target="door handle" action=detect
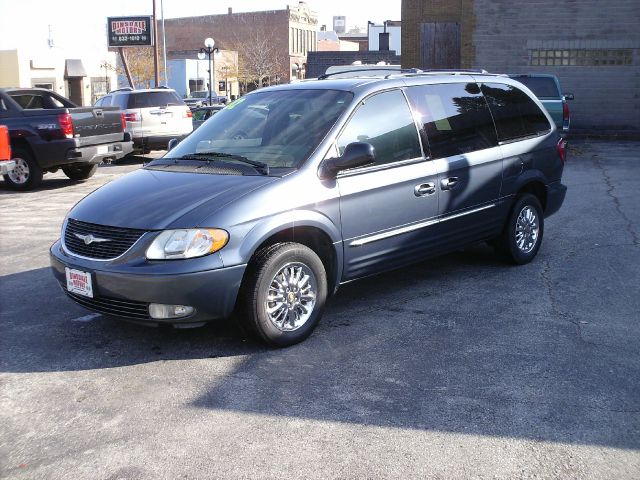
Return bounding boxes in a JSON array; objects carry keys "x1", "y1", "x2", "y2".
[
  {"x1": 414, "y1": 182, "x2": 436, "y2": 196},
  {"x1": 441, "y1": 177, "x2": 459, "y2": 190}
]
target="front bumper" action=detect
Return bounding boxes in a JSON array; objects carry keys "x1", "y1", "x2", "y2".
[
  {"x1": 545, "y1": 181, "x2": 567, "y2": 218},
  {"x1": 50, "y1": 240, "x2": 246, "y2": 325},
  {"x1": 67, "y1": 140, "x2": 134, "y2": 164},
  {"x1": 0, "y1": 159, "x2": 16, "y2": 175}
]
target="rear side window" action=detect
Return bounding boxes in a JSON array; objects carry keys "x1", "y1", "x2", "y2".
[
  {"x1": 127, "y1": 91, "x2": 185, "y2": 108},
  {"x1": 111, "y1": 94, "x2": 129, "y2": 110},
  {"x1": 95, "y1": 95, "x2": 112, "y2": 107},
  {"x1": 511, "y1": 76, "x2": 560, "y2": 99},
  {"x1": 405, "y1": 82, "x2": 498, "y2": 159},
  {"x1": 11, "y1": 94, "x2": 44, "y2": 109},
  {"x1": 336, "y1": 89, "x2": 422, "y2": 167},
  {"x1": 481, "y1": 83, "x2": 551, "y2": 142}
]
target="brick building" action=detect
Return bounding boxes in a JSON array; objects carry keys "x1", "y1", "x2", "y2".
[
  {"x1": 161, "y1": 2, "x2": 318, "y2": 83},
  {"x1": 401, "y1": 0, "x2": 640, "y2": 134}
]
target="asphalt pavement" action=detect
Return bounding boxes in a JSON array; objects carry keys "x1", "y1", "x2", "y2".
[{"x1": 1, "y1": 143, "x2": 639, "y2": 479}]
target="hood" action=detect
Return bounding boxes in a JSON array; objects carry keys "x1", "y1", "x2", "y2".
[{"x1": 68, "y1": 168, "x2": 278, "y2": 230}]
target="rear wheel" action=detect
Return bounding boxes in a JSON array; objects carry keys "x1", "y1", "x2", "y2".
[
  {"x1": 62, "y1": 164, "x2": 98, "y2": 181},
  {"x1": 238, "y1": 242, "x2": 328, "y2": 347},
  {"x1": 495, "y1": 193, "x2": 544, "y2": 264},
  {"x1": 3, "y1": 148, "x2": 43, "y2": 191}
]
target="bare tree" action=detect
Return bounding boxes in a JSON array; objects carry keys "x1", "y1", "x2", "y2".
[
  {"x1": 230, "y1": 28, "x2": 288, "y2": 92},
  {"x1": 117, "y1": 47, "x2": 165, "y2": 89}
]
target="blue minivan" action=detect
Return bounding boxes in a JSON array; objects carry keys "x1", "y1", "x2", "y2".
[{"x1": 51, "y1": 71, "x2": 567, "y2": 346}]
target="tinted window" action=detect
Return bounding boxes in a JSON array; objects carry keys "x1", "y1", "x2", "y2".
[
  {"x1": 337, "y1": 89, "x2": 422, "y2": 167},
  {"x1": 511, "y1": 76, "x2": 560, "y2": 99},
  {"x1": 127, "y1": 91, "x2": 184, "y2": 108},
  {"x1": 481, "y1": 83, "x2": 551, "y2": 142},
  {"x1": 111, "y1": 94, "x2": 129, "y2": 110},
  {"x1": 192, "y1": 109, "x2": 208, "y2": 121},
  {"x1": 95, "y1": 95, "x2": 111, "y2": 107},
  {"x1": 11, "y1": 94, "x2": 44, "y2": 109},
  {"x1": 405, "y1": 82, "x2": 498, "y2": 159}
]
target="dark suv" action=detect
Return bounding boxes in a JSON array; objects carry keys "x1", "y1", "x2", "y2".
[{"x1": 51, "y1": 72, "x2": 567, "y2": 347}]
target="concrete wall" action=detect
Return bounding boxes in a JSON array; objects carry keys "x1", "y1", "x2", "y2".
[
  {"x1": 400, "y1": 0, "x2": 640, "y2": 133},
  {"x1": 0, "y1": 49, "x2": 118, "y2": 106},
  {"x1": 0, "y1": 50, "x2": 21, "y2": 87}
]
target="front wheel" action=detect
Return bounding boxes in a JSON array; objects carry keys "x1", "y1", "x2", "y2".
[
  {"x1": 495, "y1": 193, "x2": 544, "y2": 265},
  {"x1": 238, "y1": 243, "x2": 328, "y2": 347},
  {"x1": 62, "y1": 164, "x2": 98, "y2": 181}
]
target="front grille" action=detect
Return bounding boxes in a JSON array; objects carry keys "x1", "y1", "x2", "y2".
[
  {"x1": 65, "y1": 290, "x2": 150, "y2": 319},
  {"x1": 64, "y1": 218, "x2": 146, "y2": 260}
]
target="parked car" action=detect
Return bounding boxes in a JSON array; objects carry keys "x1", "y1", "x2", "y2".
[
  {"x1": 192, "y1": 105, "x2": 224, "y2": 129},
  {"x1": 95, "y1": 87, "x2": 193, "y2": 152},
  {"x1": 51, "y1": 72, "x2": 567, "y2": 347},
  {"x1": 509, "y1": 74, "x2": 573, "y2": 132},
  {"x1": 0, "y1": 125, "x2": 15, "y2": 175},
  {"x1": 184, "y1": 91, "x2": 228, "y2": 108},
  {"x1": 0, "y1": 88, "x2": 133, "y2": 190}
]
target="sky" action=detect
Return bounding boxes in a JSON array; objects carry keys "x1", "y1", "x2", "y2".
[{"x1": 0, "y1": 0, "x2": 401, "y2": 58}]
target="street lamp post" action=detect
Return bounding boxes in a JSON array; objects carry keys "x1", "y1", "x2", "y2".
[{"x1": 198, "y1": 37, "x2": 218, "y2": 106}]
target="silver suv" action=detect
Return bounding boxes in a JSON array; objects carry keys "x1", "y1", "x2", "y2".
[
  {"x1": 52, "y1": 71, "x2": 567, "y2": 347},
  {"x1": 95, "y1": 88, "x2": 193, "y2": 151}
]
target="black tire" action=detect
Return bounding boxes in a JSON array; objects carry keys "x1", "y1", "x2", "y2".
[
  {"x1": 62, "y1": 164, "x2": 98, "y2": 181},
  {"x1": 495, "y1": 193, "x2": 544, "y2": 265},
  {"x1": 2, "y1": 148, "x2": 43, "y2": 191},
  {"x1": 237, "y1": 242, "x2": 328, "y2": 347}
]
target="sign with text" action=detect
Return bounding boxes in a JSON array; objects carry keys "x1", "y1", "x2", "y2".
[{"x1": 107, "y1": 16, "x2": 154, "y2": 47}]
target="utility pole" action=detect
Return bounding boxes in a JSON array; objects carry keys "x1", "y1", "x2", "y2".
[
  {"x1": 152, "y1": 0, "x2": 160, "y2": 87},
  {"x1": 161, "y1": 0, "x2": 168, "y2": 86}
]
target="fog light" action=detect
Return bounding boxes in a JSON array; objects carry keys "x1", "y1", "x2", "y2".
[{"x1": 149, "y1": 303, "x2": 195, "y2": 319}]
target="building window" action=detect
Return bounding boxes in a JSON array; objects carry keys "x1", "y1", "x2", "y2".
[
  {"x1": 189, "y1": 78, "x2": 205, "y2": 94},
  {"x1": 90, "y1": 77, "x2": 110, "y2": 105},
  {"x1": 530, "y1": 49, "x2": 633, "y2": 66},
  {"x1": 290, "y1": 28, "x2": 294, "y2": 53}
]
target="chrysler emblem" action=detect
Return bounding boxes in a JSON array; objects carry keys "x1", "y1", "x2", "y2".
[{"x1": 74, "y1": 233, "x2": 111, "y2": 245}]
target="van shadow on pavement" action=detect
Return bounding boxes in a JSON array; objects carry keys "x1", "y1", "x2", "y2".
[{"x1": 1, "y1": 240, "x2": 638, "y2": 450}]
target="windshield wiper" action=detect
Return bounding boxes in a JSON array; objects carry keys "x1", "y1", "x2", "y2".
[{"x1": 177, "y1": 152, "x2": 269, "y2": 175}]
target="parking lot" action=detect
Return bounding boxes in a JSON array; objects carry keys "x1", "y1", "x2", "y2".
[{"x1": 1, "y1": 141, "x2": 639, "y2": 479}]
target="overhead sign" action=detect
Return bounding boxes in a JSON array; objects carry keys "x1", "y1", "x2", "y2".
[{"x1": 107, "y1": 16, "x2": 154, "y2": 47}]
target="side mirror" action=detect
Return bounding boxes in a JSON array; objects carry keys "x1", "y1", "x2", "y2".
[
  {"x1": 167, "y1": 138, "x2": 180, "y2": 151},
  {"x1": 564, "y1": 93, "x2": 574, "y2": 101},
  {"x1": 319, "y1": 142, "x2": 375, "y2": 179}
]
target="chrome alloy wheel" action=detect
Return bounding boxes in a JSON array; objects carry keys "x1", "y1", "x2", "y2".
[
  {"x1": 515, "y1": 206, "x2": 539, "y2": 254},
  {"x1": 266, "y1": 262, "x2": 317, "y2": 332},
  {"x1": 8, "y1": 158, "x2": 29, "y2": 185}
]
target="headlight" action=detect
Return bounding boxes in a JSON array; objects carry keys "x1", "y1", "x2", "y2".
[{"x1": 146, "y1": 229, "x2": 228, "y2": 260}]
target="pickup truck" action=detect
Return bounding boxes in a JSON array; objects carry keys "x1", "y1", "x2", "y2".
[
  {"x1": 509, "y1": 74, "x2": 573, "y2": 133},
  {"x1": 0, "y1": 88, "x2": 133, "y2": 190}
]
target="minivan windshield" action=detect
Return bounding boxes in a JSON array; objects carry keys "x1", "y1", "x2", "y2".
[{"x1": 165, "y1": 89, "x2": 354, "y2": 169}]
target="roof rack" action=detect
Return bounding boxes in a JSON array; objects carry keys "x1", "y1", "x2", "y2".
[
  {"x1": 108, "y1": 87, "x2": 133, "y2": 93},
  {"x1": 385, "y1": 68, "x2": 494, "y2": 78},
  {"x1": 318, "y1": 68, "x2": 419, "y2": 80}
]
